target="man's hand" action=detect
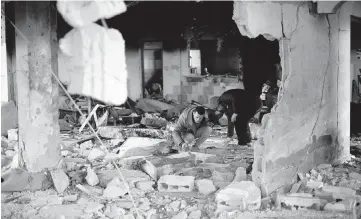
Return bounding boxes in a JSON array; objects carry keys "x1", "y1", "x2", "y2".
[
  {"x1": 231, "y1": 113, "x2": 238, "y2": 123},
  {"x1": 180, "y1": 143, "x2": 190, "y2": 152}
]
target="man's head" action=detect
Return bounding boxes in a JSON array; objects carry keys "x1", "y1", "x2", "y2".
[
  {"x1": 193, "y1": 106, "x2": 206, "y2": 124},
  {"x1": 151, "y1": 83, "x2": 159, "y2": 92}
]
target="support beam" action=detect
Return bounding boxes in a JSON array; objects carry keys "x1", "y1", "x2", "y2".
[{"x1": 15, "y1": 1, "x2": 61, "y2": 172}]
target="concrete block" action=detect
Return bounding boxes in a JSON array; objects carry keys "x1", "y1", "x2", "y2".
[
  {"x1": 118, "y1": 137, "x2": 166, "y2": 159},
  {"x1": 172, "y1": 211, "x2": 188, "y2": 219},
  {"x1": 324, "y1": 202, "x2": 347, "y2": 212},
  {"x1": 322, "y1": 186, "x2": 356, "y2": 196},
  {"x1": 216, "y1": 181, "x2": 261, "y2": 212},
  {"x1": 85, "y1": 167, "x2": 99, "y2": 186},
  {"x1": 212, "y1": 170, "x2": 234, "y2": 182},
  {"x1": 2, "y1": 168, "x2": 52, "y2": 192},
  {"x1": 98, "y1": 126, "x2": 124, "y2": 139},
  {"x1": 97, "y1": 169, "x2": 150, "y2": 188},
  {"x1": 195, "y1": 179, "x2": 217, "y2": 195},
  {"x1": 290, "y1": 182, "x2": 301, "y2": 193},
  {"x1": 136, "y1": 180, "x2": 155, "y2": 193},
  {"x1": 7, "y1": 129, "x2": 18, "y2": 141},
  {"x1": 233, "y1": 167, "x2": 247, "y2": 183},
  {"x1": 50, "y1": 169, "x2": 70, "y2": 193},
  {"x1": 87, "y1": 148, "x2": 106, "y2": 161},
  {"x1": 306, "y1": 181, "x2": 323, "y2": 189},
  {"x1": 158, "y1": 175, "x2": 195, "y2": 192},
  {"x1": 279, "y1": 195, "x2": 328, "y2": 209},
  {"x1": 57, "y1": 1, "x2": 127, "y2": 28},
  {"x1": 188, "y1": 210, "x2": 202, "y2": 219},
  {"x1": 103, "y1": 177, "x2": 127, "y2": 198},
  {"x1": 1, "y1": 101, "x2": 18, "y2": 136}
]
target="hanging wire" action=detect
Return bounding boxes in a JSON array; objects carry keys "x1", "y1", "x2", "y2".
[{"x1": 3, "y1": 8, "x2": 141, "y2": 218}]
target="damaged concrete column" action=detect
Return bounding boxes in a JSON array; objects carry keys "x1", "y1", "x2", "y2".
[
  {"x1": 233, "y1": 1, "x2": 358, "y2": 194},
  {"x1": 15, "y1": 1, "x2": 61, "y2": 172}
]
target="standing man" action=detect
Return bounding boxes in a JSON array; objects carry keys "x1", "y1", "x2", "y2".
[
  {"x1": 215, "y1": 89, "x2": 262, "y2": 145},
  {"x1": 172, "y1": 106, "x2": 212, "y2": 152}
]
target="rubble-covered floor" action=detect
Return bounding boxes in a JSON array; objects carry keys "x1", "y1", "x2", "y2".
[{"x1": 1, "y1": 126, "x2": 361, "y2": 219}]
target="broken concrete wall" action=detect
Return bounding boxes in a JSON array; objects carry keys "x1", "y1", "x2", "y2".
[
  {"x1": 233, "y1": 1, "x2": 361, "y2": 194},
  {"x1": 15, "y1": 1, "x2": 61, "y2": 172}
]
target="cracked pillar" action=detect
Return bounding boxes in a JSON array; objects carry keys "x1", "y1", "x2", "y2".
[
  {"x1": 233, "y1": 1, "x2": 358, "y2": 194},
  {"x1": 15, "y1": 1, "x2": 61, "y2": 172}
]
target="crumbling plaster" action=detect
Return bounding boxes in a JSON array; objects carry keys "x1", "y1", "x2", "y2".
[{"x1": 233, "y1": 1, "x2": 361, "y2": 194}]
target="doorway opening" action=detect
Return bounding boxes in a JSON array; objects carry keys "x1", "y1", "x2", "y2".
[
  {"x1": 350, "y1": 16, "x2": 361, "y2": 158},
  {"x1": 241, "y1": 35, "x2": 281, "y2": 123},
  {"x1": 142, "y1": 42, "x2": 163, "y2": 99}
]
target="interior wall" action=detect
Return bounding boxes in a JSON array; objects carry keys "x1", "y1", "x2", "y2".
[{"x1": 125, "y1": 46, "x2": 143, "y2": 101}]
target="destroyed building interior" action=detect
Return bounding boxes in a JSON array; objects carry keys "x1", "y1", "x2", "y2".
[{"x1": 1, "y1": 1, "x2": 361, "y2": 219}]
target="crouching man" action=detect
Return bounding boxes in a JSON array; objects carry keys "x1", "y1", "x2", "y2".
[{"x1": 172, "y1": 106, "x2": 212, "y2": 152}]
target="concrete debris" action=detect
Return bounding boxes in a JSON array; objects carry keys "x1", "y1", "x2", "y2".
[
  {"x1": 62, "y1": 194, "x2": 78, "y2": 202},
  {"x1": 104, "y1": 153, "x2": 119, "y2": 162},
  {"x1": 84, "y1": 202, "x2": 104, "y2": 213},
  {"x1": 109, "y1": 138, "x2": 124, "y2": 147},
  {"x1": 279, "y1": 195, "x2": 328, "y2": 210},
  {"x1": 349, "y1": 172, "x2": 361, "y2": 181},
  {"x1": 57, "y1": 0, "x2": 127, "y2": 28},
  {"x1": 232, "y1": 167, "x2": 247, "y2": 182},
  {"x1": 170, "y1": 200, "x2": 181, "y2": 211},
  {"x1": 136, "y1": 180, "x2": 155, "y2": 193},
  {"x1": 212, "y1": 169, "x2": 234, "y2": 182},
  {"x1": 188, "y1": 210, "x2": 202, "y2": 219},
  {"x1": 158, "y1": 175, "x2": 195, "y2": 192},
  {"x1": 97, "y1": 169, "x2": 150, "y2": 188},
  {"x1": 317, "y1": 164, "x2": 332, "y2": 169},
  {"x1": 98, "y1": 126, "x2": 125, "y2": 139},
  {"x1": 324, "y1": 202, "x2": 348, "y2": 212},
  {"x1": 290, "y1": 182, "x2": 301, "y2": 193},
  {"x1": 171, "y1": 211, "x2": 188, "y2": 219},
  {"x1": 85, "y1": 167, "x2": 99, "y2": 186},
  {"x1": 141, "y1": 113, "x2": 167, "y2": 128},
  {"x1": 140, "y1": 160, "x2": 158, "y2": 181},
  {"x1": 118, "y1": 137, "x2": 167, "y2": 159},
  {"x1": 1, "y1": 101, "x2": 18, "y2": 135},
  {"x1": 87, "y1": 148, "x2": 106, "y2": 161},
  {"x1": 50, "y1": 169, "x2": 70, "y2": 193},
  {"x1": 58, "y1": 23, "x2": 128, "y2": 105},
  {"x1": 306, "y1": 181, "x2": 323, "y2": 189},
  {"x1": 195, "y1": 179, "x2": 217, "y2": 195},
  {"x1": 103, "y1": 177, "x2": 128, "y2": 198},
  {"x1": 7, "y1": 129, "x2": 18, "y2": 141},
  {"x1": 216, "y1": 181, "x2": 261, "y2": 212},
  {"x1": 135, "y1": 98, "x2": 174, "y2": 113},
  {"x1": 321, "y1": 186, "x2": 356, "y2": 196}
]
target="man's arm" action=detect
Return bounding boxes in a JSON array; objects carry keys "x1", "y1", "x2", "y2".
[{"x1": 172, "y1": 112, "x2": 187, "y2": 146}]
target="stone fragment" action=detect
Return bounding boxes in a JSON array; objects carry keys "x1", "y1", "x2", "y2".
[
  {"x1": 297, "y1": 173, "x2": 304, "y2": 181},
  {"x1": 190, "y1": 152, "x2": 217, "y2": 163},
  {"x1": 84, "y1": 202, "x2": 104, "y2": 213},
  {"x1": 189, "y1": 210, "x2": 202, "y2": 219},
  {"x1": 349, "y1": 172, "x2": 361, "y2": 181},
  {"x1": 136, "y1": 180, "x2": 155, "y2": 192},
  {"x1": 109, "y1": 139, "x2": 124, "y2": 146},
  {"x1": 279, "y1": 195, "x2": 328, "y2": 209},
  {"x1": 232, "y1": 167, "x2": 247, "y2": 182},
  {"x1": 1, "y1": 101, "x2": 18, "y2": 135},
  {"x1": 196, "y1": 179, "x2": 216, "y2": 195},
  {"x1": 97, "y1": 169, "x2": 150, "y2": 188},
  {"x1": 324, "y1": 202, "x2": 347, "y2": 212},
  {"x1": 104, "y1": 205, "x2": 126, "y2": 218},
  {"x1": 172, "y1": 211, "x2": 188, "y2": 219},
  {"x1": 62, "y1": 194, "x2": 78, "y2": 202},
  {"x1": 118, "y1": 137, "x2": 166, "y2": 159},
  {"x1": 85, "y1": 167, "x2": 99, "y2": 186},
  {"x1": 104, "y1": 153, "x2": 119, "y2": 162},
  {"x1": 213, "y1": 181, "x2": 231, "y2": 190},
  {"x1": 141, "y1": 160, "x2": 158, "y2": 181},
  {"x1": 158, "y1": 175, "x2": 195, "y2": 192},
  {"x1": 317, "y1": 164, "x2": 332, "y2": 169},
  {"x1": 216, "y1": 181, "x2": 261, "y2": 212},
  {"x1": 306, "y1": 181, "x2": 323, "y2": 189},
  {"x1": 87, "y1": 148, "x2": 106, "y2": 161},
  {"x1": 103, "y1": 177, "x2": 127, "y2": 198},
  {"x1": 212, "y1": 170, "x2": 234, "y2": 182},
  {"x1": 170, "y1": 200, "x2": 181, "y2": 211},
  {"x1": 57, "y1": 1, "x2": 127, "y2": 28},
  {"x1": 322, "y1": 186, "x2": 356, "y2": 196},
  {"x1": 98, "y1": 126, "x2": 124, "y2": 139},
  {"x1": 290, "y1": 182, "x2": 301, "y2": 194},
  {"x1": 180, "y1": 200, "x2": 187, "y2": 209},
  {"x1": 80, "y1": 140, "x2": 93, "y2": 152},
  {"x1": 51, "y1": 169, "x2": 70, "y2": 193},
  {"x1": 288, "y1": 193, "x2": 313, "y2": 198},
  {"x1": 141, "y1": 116, "x2": 167, "y2": 129},
  {"x1": 7, "y1": 129, "x2": 18, "y2": 141}
]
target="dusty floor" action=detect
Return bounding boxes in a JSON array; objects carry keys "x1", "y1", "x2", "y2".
[{"x1": 1, "y1": 126, "x2": 360, "y2": 219}]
